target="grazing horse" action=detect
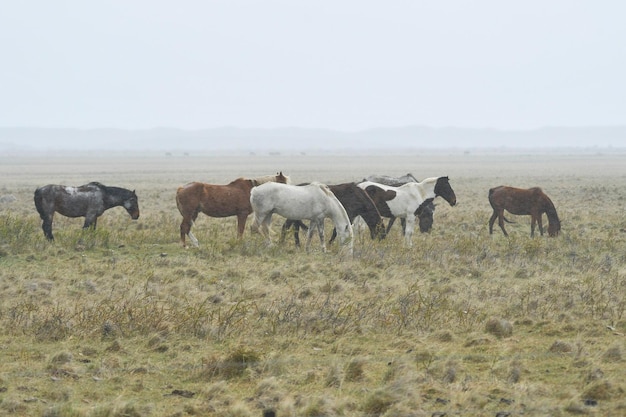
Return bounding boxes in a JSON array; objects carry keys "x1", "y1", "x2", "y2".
[
  {"x1": 280, "y1": 182, "x2": 386, "y2": 247},
  {"x1": 488, "y1": 186, "x2": 561, "y2": 237},
  {"x1": 364, "y1": 173, "x2": 436, "y2": 233},
  {"x1": 34, "y1": 182, "x2": 139, "y2": 241},
  {"x1": 358, "y1": 176, "x2": 457, "y2": 247},
  {"x1": 250, "y1": 182, "x2": 353, "y2": 254},
  {"x1": 176, "y1": 172, "x2": 289, "y2": 247}
]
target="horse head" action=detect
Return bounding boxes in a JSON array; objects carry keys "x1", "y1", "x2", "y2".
[
  {"x1": 415, "y1": 198, "x2": 435, "y2": 233},
  {"x1": 276, "y1": 172, "x2": 290, "y2": 184},
  {"x1": 434, "y1": 176, "x2": 457, "y2": 206},
  {"x1": 124, "y1": 190, "x2": 140, "y2": 219}
]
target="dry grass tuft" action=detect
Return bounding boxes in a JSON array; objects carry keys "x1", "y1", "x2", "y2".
[
  {"x1": 583, "y1": 380, "x2": 623, "y2": 401},
  {"x1": 548, "y1": 340, "x2": 574, "y2": 354},
  {"x1": 485, "y1": 317, "x2": 513, "y2": 338}
]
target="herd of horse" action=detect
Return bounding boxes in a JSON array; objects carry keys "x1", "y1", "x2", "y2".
[{"x1": 32, "y1": 172, "x2": 562, "y2": 249}]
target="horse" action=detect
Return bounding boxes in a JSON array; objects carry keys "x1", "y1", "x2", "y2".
[
  {"x1": 364, "y1": 173, "x2": 436, "y2": 234},
  {"x1": 365, "y1": 173, "x2": 418, "y2": 185},
  {"x1": 34, "y1": 182, "x2": 139, "y2": 241},
  {"x1": 488, "y1": 186, "x2": 561, "y2": 237},
  {"x1": 250, "y1": 182, "x2": 353, "y2": 254},
  {"x1": 280, "y1": 182, "x2": 386, "y2": 247},
  {"x1": 176, "y1": 172, "x2": 289, "y2": 247},
  {"x1": 358, "y1": 176, "x2": 457, "y2": 247}
]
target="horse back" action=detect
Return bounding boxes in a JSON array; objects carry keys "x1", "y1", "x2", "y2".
[
  {"x1": 489, "y1": 186, "x2": 545, "y2": 215},
  {"x1": 330, "y1": 182, "x2": 380, "y2": 219},
  {"x1": 177, "y1": 180, "x2": 253, "y2": 217},
  {"x1": 34, "y1": 184, "x2": 105, "y2": 218}
]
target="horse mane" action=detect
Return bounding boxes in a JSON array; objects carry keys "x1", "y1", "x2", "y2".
[
  {"x1": 542, "y1": 193, "x2": 561, "y2": 225},
  {"x1": 87, "y1": 181, "x2": 107, "y2": 190},
  {"x1": 252, "y1": 172, "x2": 290, "y2": 185},
  {"x1": 230, "y1": 177, "x2": 256, "y2": 187},
  {"x1": 87, "y1": 182, "x2": 136, "y2": 200}
]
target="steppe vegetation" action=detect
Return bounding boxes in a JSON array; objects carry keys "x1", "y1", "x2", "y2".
[{"x1": 0, "y1": 150, "x2": 625, "y2": 417}]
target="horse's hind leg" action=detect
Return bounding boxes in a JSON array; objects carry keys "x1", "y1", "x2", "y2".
[
  {"x1": 42, "y1": 214, "x2": 54, "y2": 241},
  {"x1": 180, "y1": 211, "x2": 199, "y2": 247},
  {"x1": 497, "y1": 211, "x2": 509, "y2": 237},
  {"x1": 488, "y1": 212, "x2": 496, "y2": 234}
]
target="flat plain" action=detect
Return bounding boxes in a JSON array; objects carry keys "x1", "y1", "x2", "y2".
[{"x1": 0, "y1": 149, "x2": 625, "y2": 417}]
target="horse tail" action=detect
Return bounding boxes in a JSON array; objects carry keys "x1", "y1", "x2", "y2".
[
  {"x1": 175, "y1": 187, "x2": 187, "y2": 216},
  {"x1": 34, "y1": 187, "x2": 46, "y2": 220}
]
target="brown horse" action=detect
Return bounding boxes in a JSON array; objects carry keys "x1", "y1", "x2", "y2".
[
  {"x1": 176, "y1": 172, "x2": 289, "y2": 247},
  {"x1": 488, "y1": 186, "x2": 561, "y2": 237}
]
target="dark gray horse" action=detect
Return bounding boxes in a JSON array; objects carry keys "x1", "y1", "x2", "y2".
[
  {"x1": 34, "y1": 182, "x2": 139, "y2": 241},
  {"x1": 363, "y1": 173, "x2": 436, "y2": 233}
]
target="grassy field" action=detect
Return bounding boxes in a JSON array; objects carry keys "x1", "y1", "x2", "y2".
[{"x1": 0, "y1": 149, "x2": 625, "y2": 417}]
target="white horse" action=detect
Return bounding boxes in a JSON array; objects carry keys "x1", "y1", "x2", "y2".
[
  {"x1": 357, "y1": 176, "x2": 456, "y2": 247},
  {"x1": 250, "y1": 182, "x2": 353, "y2": 254}
]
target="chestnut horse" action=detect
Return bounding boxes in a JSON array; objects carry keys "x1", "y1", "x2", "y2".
[
  {"x1": 280, "y1": 182, "x2": 386, "y2": 247},
  {"x1": 176, "y1": 172, "x2": 289, "y2": 247},
  {"x1": 488, "y1": 186, "x2": 561, "y2": 237}
]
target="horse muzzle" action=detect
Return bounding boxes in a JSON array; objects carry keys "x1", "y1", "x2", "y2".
[{"x1": 130, "y1": 210, "x2": 140, "y2": 220}]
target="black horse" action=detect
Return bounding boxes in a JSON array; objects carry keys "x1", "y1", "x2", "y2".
[{"x1": 34, "y1": 182, "x2": 140, "y2": 241}]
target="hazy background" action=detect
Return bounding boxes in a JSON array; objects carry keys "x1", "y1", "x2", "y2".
[{"x1": 1, "y1": 1, "x2": 625, "y2": 151}]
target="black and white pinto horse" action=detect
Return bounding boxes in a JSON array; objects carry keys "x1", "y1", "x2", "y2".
[
  {"x1": 364, "y1": 173, "x2": 435, "y2": 233},
  {"x1": 250, "y1": 182, "x2": 353, "y2": 254},
  {"x1": 34, "y1": 182, "x2": 140, "y2": 241},
  {"x1": 358, "y1": 176, "x2": 457, "y2": 247}
]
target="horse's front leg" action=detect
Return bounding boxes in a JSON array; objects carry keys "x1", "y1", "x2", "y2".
[
  {"x1": 403, "y1": 216, "x2": 415, "y2": 247},
  {"x1": 83, "y1": 215, "x2": 98, "y2": 230},
  {"x1": 536, "y1": 213, "x2": 544, "y2": 236},
  {"x1": 236, "y1": 213, "x2": 248, "y2": 238},
  {"x1": 385, "y1": 216, "x2": 397, "y2": 234},
  {"x1": 317, "y1": 221, "x2": 326, "y2": 253},
  {"x1": 305, "y1": 220, "x2": 316, "y2": 252}
]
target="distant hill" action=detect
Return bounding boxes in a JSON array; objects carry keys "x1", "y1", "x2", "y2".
[{"x1": 0, "y1": 126, "x2": 624, "y2": 153}]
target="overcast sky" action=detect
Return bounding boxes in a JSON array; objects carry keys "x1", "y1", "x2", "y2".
[{"x1": 2, "y1": 1, "x2": 625, "y2": 132}]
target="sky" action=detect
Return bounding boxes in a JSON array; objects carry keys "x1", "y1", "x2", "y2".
[{"x1": 1, "y1": 1, "x2": 626, "y2": 132}]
